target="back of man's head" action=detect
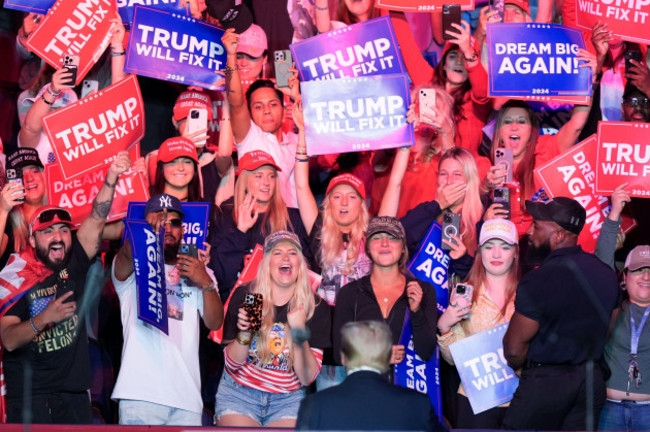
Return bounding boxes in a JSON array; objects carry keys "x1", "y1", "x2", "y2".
[{"x1": 340, "y1": 321, "x2": 392, "y2": 373}]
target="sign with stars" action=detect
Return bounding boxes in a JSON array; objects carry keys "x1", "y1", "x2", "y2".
[
  {"x1": 487, "y1": 23, "x2": 592, "y2": 104},
  {"x1": 125, "y1": 6, "x2": 226, "y2": 90}
]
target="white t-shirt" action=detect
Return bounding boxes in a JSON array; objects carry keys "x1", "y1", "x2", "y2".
[
  {"x1": 236, "y1": 122, "x2": 298, "y2": 208},
  {"x1": 111, "y1": 261, "x2": 217, "y2": 414}
]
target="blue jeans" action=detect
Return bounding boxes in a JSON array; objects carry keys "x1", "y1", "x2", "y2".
[
  {"x1": 215, "y1": 373, "x2": 304, "y2": 426},
  {"x1": 119, "y1": 399, "x2": 201, "y2": 426},
  {"x1": 598, "y1": 399, "x2": 650, "y2": 431}
]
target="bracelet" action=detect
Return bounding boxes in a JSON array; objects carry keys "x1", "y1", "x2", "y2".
[
  {"x1": 46, "y1": 86, "x2": 61, "y2": 97},
  {"x1": 104, "y1": 178, "x2": 117, "y2": 188},
  {"x1": 30, "y1": 316, "x2": 42, "y2": 334},
  {"x1": 291, "y1": 327, "x2": 311, "y2": 345},
  {"x1": 41, "y1": 93, "x2": 54, "y2": 106},
  {"x1": 111, "y1": 51, "x2": 126, "y2": 57},
  {"x1": 315, "y1": 4, "x2": 329, "y2": 10},
  {"x1": 464, "y1": 51, "x2": 478, "y2": 63},
  {"x1": 236, "y1": 331, "x2": 252, "y2": 345},
  {"x1": 201, "y1": 282, "x2": 215, "y2": 292},
  {"x1": 224, "y1": 65, "x2": 239, "y2": 75},
  {"x1": 295, "y1": 156, "x2": 310, "y2": 162}
]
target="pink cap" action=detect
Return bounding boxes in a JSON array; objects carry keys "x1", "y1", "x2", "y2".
[{"x1": 237, "y1": 24, "x2": 268, "y2": 58}]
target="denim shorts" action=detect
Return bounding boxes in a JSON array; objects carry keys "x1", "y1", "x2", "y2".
[{"x1": 215, "y1": 373, "x2": 304, "y2": 426}]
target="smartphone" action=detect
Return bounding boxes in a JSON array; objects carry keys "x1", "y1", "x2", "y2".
[
  {"x1": 188, "y1": 108, "x2": 208, "y2": 146},
  {"x1": 274, "y1": 50, "x2": 293, "y2": 88},
  {"x1": 492, "y1": 187, "x2": 511, "y2": 219},
  {"x1": 450, "y1": 283, "x2": 474, "y2": 315},
  {"x1": 442, "y1": 4, "x2": 462, "y2": 40},
  {"x1": 419, "y1": 88, "x2": 436, "y2": 122},
  {"x1": 625, "y1": 50, "x2": 643, "y2": 71},
  {"x1": 489, "y1": 0, "x2": 505, "y2": 23},
  {"x1": 242, "y1": 293, "x2": 263, "y2": 332},
  {"x1": 179, "y1": 243, "x2": 199, "y2": 258},
  {"x1": 81, "y1": 80, "x2": 98, "y2": 99},
  {"x1": 441, "y1": 212, "x2": 461, "y2": 250},
  {"x1": 5, "y1": 169, "x2": 25, "y2": 203},
  {"x1": 62, "y1": 54, "x2": 80, "y2": 85},
  {"x1": 494, "y1": 147, "x2": 514, "y2": 184}
]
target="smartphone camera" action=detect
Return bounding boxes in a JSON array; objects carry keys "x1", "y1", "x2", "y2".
[
  {"x1": 190, "y1": 110, "x2": 200, "y2": 120},
  {"x1": 443, "y1": 213, "x2": 458, "y2": 237},
  {"x1": 274, "y1": 51, "x2": 286, "y2": 62},
  {"x1": 180, "y1": 244, "x2": 190, "y2": 255}
]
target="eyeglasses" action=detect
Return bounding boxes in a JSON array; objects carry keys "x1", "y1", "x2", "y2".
[
  {"x1": 34, "y1": 208, "x2": 72, "y2": 224},
  {"x1": 623, "y1": 97, "x2": 650, "y2": 108},
  {"x1": 165, "y1": 219, "x2": 183, "y2": 228},
  {"x1": 236, "y1": 53, "x2": 264, "y2": 62},
  {"x1": 630, "y1": 267, "x2": 650, "y2": 276}
]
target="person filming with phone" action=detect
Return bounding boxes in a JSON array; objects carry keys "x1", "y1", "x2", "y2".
[
  {"x1": 437, "y1": 219, "x2": 520, "y2": 429},
  {"x1": 111, "y1": 193, "x2": 223, "y2": 426}
]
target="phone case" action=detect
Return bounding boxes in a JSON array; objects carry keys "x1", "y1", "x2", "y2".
[
  {"x1": 419, "y1": 88, "x2": 436, "y2": 121},
  {"x1": 62, "y1": 54, "x2": 80, "y2": 85},
  {"x1": 243, "y1": 293, "x2": 264, "y2": 332},
  {"x1": 274, "y1": 50, "x2": 293, "y2": 88},
  {"x1": 442, "y1": 4, "x2": 462, "y2": 40},
  {"x1": 494, "y1": 148, "x2": 514, "y2": 184},
  {"x1": 81, "y1": 80, "x2": 99, "y2": 99},
  {"x1": 489, "y1": 0, "x2": 505, "y2": 22},
  {"x1": 441, "y1": 212, "x2": 461, "y2": 250},
  {"x1": 187, "y1": 108, "x2": 208, "y2": 146}
]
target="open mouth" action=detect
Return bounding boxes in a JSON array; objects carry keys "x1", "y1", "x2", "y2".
[
  {"x1": 50, "y1": 243, "x2": 65, "y2": 260},
  {"x1": 279, "y1": 264, "x2": 292, "y2": 275}
]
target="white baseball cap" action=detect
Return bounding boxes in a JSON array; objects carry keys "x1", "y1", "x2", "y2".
[{"x1": 479, "y1": 219, "x2": 518, "y2": 246}]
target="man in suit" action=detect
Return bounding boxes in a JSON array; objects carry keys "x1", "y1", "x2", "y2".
[{"x1": 296, "y1": 320, "x2": 446, "y2": 431}]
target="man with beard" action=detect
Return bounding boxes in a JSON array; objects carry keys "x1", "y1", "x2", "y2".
[
  {"x1": 111, "y1": 193, "x2": 223, "y2": 426},
  {"x1": 502, "y1": 196, "x2": 620, "y2": 430},
  {"x1": 0, "y1": 152, "x2": 132, "y2": 424}
]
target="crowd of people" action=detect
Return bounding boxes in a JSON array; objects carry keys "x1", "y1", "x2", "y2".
[{"x1": 0, "y1": 0, "x2": 649, "y2": 430}]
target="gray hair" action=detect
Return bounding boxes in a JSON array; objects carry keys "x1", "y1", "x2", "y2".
[{"x1": 340, "y1": 320, "x2": 392, "y2": 373}]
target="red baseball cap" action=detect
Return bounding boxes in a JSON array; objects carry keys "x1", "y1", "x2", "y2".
[
  {"x1": 326, "y1": 173, "x2": 366, "y2": 200},
  {"x1": 236, "y1": 150, "x2": 281, "y2": 175},
  {"x1": 30, "y1": 205, "x2": 73, "y2": 235},
  {"x1": 173, "y1": 90, "x2": 213, "y2": 122},
  {"x1": 505, "y1": 0, "x2": 531, "y2": 15},
  {"x1": 158, "y1": 137, "x2": 199, "y2": 164}
]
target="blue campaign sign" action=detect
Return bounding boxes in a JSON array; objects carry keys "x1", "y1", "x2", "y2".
[
  {"x1": 126, "y1": 201, "x2": 210, "y2": 247},
  {"x1": 301, "y1": 74, "x2": 414, "y2": 156},
  {"x1": 117, "y1": 0, "x2": 188, "y2": 27},
  {"x1": 394, "y1": 311, "x2": 442, "y2": 419},
  {"x1": 125, "y1": 6, "x2": 226, "y2": 90},
  {"x1": 407, "y1": 221, "x2": 452, "y2": 314},
  {"x1": 290, "y1": 15, "x2": 406, "y2": 82},
  {"x1": 124, "y1": 219, "x2": 168, "y2": 334},
  {"x1": 449, "y1": 323, "x2": 519, "y2": 414},
  {"x1": 487, "y1": 23, "x2": 592, "y2": 98},
  {"x1": 4, "y1": 0, "x2": 54, "y2": 13}
]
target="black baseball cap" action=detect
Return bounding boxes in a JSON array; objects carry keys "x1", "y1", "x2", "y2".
[
  {"x1": 7, "y1": 148, "x2": 43, "y2": 170},
  {"x1": 206, "y1": 0, "x2": 253, "y2": 34},
  {"x1": 525, "y1": 197, "x2": 586, "y2": 235}
]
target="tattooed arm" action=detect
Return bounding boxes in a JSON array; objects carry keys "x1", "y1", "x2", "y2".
[{"x1": 77, "y1": 151, "x2": 131, "y2": 259}]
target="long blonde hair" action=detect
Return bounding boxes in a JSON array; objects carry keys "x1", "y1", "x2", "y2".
[
  {"x1": 233, "y1": 167, "x2": 291, "y2": 236},
  {"x1": 439, "y1": 148, "x2": 483, "y2": 255},
  {"x1": 250, "y1": 242, "x2": 317, "y2": 365},
  {"x1": 318, "y1": 192, "x2": 369, "y2": 274},
  {"x1": 413, "y1": 85, "x2": 456, "y2": 162}
]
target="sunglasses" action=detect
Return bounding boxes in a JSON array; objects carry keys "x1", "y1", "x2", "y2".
[
  {"x1": 624, "y1": 97, "x2": 650, "y2": 108},
  {"x1": 165, "y1": 218, "x2": 183, "y2": 228},
  {"x1": 34, "y1": 208, "x2": 72, "y2": 224}
]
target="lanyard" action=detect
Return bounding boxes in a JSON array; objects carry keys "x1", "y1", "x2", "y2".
[{"x1": 630, "y1": 306, "x2": 650, "y2": 356}]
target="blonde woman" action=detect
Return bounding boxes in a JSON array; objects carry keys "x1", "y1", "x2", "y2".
[
  {"x1": 209, "y1": 151, "x2": 311, "y2": 301},
  {"x1": 216, "y1": 231, "x2": 331, "y2": 427}
]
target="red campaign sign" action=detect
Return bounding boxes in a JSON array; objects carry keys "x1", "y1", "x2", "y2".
[
  {"x1": 46, "y1": 145, "x2": 149, "y2": 227},
  {"x1": 535, "y1": 135, "x2": 610, "y2": 253},
  {"x1": 26, "y1": 0, "x2": 116, "y2": 85},
  {"x1": 596, "y1": 121, "x2": 650, "y2": 198},
  {"x1": 375, "y1": 0, "x2": 475, "y2": 12},
  {"x1": 575, "y1": 0, "x2": 650, "y2": 45},
  {"x1": 42, "y1": 74, "x2": 145, "y2": 180}
]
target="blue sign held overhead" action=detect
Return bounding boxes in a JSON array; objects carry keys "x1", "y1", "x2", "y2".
[
  {"x1": 4, "y1": 0, "x2": 54, "y2": 13},
  {"x1": 126, "y1": 201, "x2": 210, "y2": 247},
  {"x1": 117, "y1": 0, "x2": 189, "y2": 27}
]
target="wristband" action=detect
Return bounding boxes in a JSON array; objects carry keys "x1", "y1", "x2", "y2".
[
  {"x1": 464, "y1": 51, "x2": 478, "y2": 63},
  {"x1": 224, "y1": 65, "x2": 239, "y2": 75},
  {"x1": 111, "y1": 51, "x2": 126, "y2": 57},
  {"x1": 30, "y1": 316, "x2": 42, "y2": 334},
  {"x1": 315, "y1": 4, "x2": 329, "y2": 10},
  {"x1": 291, "y1": 327, "x2": 311, "y2": 345},
  {"x1": 295, "y1": 156, "x2": 310, "y2": 162},
  {"x1": 201, "y1": 282, "x2": 215, "y2": 292},
  {"x1": 41, "y1": 93, "x2": 54, "y2": 106},
  {"x1": 46, "y1": 86, "x2": 61, "y2": 97},
  {"x1": 104, "y1": 178, "x2": 117, "y2": 188}
]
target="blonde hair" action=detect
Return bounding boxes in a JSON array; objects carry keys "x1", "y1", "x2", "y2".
[
  {"x1": 251, "y1": 241, "x2": 317, "y2": 365},
  {"x1": 233, "y1": 166, "x2": 291, "y2": 236},
  {"x1": 318, "y1": 192, "x2": 369, "y2": 274},
  {"x1": 413, "y1": 85, "x2": 456, "y2": 162},
  {"x1": 439, "y1": 148, "x2": 483, "y2": 255}
]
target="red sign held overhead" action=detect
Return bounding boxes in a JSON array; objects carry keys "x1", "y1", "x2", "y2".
[
  {"x1": 575, "y1": 0, "x2": 650, "y2": 45},
  {"x1": 42, "y1": 74, "x2": 145, "y2": 180},
  {"x1": 375, "y1": 0, "x2": 475, "y2": 12},
  {"x1": 26, "y1": 0, "x2": 116, "y2": 85},
  {"x1": 596, "y1": 121, "x2": 650, "y2": 198},
  {"x1": 46, "y1": 145, "x2": 149, "y2": 228}
]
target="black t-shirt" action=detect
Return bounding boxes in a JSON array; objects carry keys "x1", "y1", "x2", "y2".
[
  {"x1": 223, "y1": 282, "x2": 331, "y2": 351},
  {"x1": 4, "y1": 237, "x2": 92, "y2": 399},
  {"x1": 515, "y1": 246, "x2": 620, "y2": 365}
]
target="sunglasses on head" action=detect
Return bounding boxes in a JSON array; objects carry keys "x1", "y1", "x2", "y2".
[{"x1": 35, "y1": 208, "x2": 72, "y2": 224}]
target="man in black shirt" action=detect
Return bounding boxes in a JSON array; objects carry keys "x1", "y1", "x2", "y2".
[
  {"x1": 502, "y1": 197, "x2": 620, "y2": 430},
  {"x1": 0, "y1": 152, "x2": 131, "y2": 424}
]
